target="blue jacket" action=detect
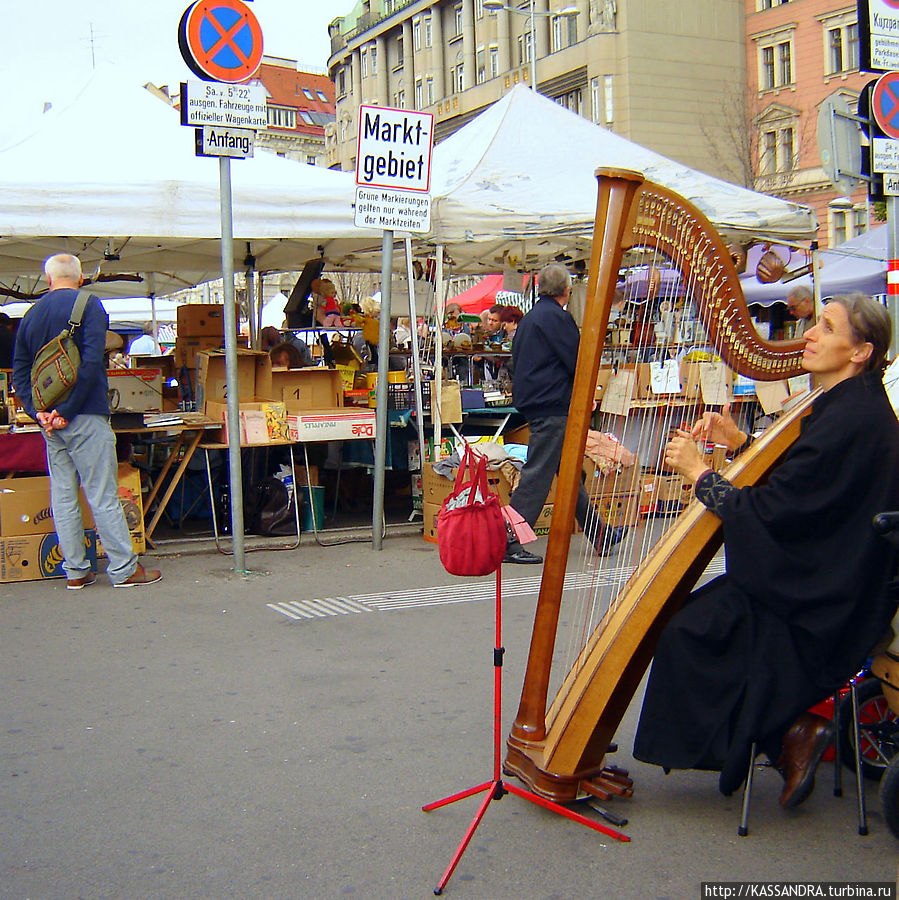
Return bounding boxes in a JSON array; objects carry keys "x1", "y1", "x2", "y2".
[
  {"x1": 511, "y1": 294, "x2": 580, "y2": 420},
  {"x1": 13, "y1": 288, "x2": 110, "y2": 421}
]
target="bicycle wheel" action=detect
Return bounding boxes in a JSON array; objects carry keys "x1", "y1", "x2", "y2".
[{"x1": 837, "y1": 678, "x2": 899, "y2": 782}]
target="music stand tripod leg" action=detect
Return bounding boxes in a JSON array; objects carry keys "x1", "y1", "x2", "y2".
[{"x1": 422, "y1": 568, "x2": 628, "y2": 895}]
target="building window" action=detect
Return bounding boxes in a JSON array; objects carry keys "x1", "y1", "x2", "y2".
[
  {"x1": 426, "y1": 75, "x2": 435, "y2": 105},
  {"x1": 489, "y1": 45, "x2": 499, "y2": 78},
  {"x1": 415, "y1": 77, "x2": 423, "y2": 109},
  {"x1": 518, "y1": 30, "x2": 534, "y2": 66},
  {"x1": 757, "y1": 33, "x2": 794, "y2": 90},
  {"x1": 316, "y1": 91, "x2": 327, "y2": 102},
  {"x1": 424, "y1": 15, "x2": 432, "y2": 47},
  {"x1": 337, "y1": 69, "x2": 346, "y2": 96},
  {"x1": 551, "y1": 14, "x2": 577, "y2": 51},
  {"x1": 307, "y1": 155, "x2": 317, "y2": 165},
  {"x1": 823, "y1": 14, "x2": 859, "y2": 75},
  {"x1": 267, "y1": 105, "x2": 296, "y2": 129},
  {"x1": 370, "y1": 44, "x2": 378, "y2": 74},
  {"x1": 604, "y1": 75, "x2": 614, "y2": 125},
  {"x1": 758, "y1": 0, "x2": 790, "y2": 8},
  {"x1": 396, "y1": 35, "x2": 404, "y2": 67},
  {"x1": 759, "y1": 124, "x2": 795, "y2": 174},
  {"x1": 477, "y1": 47, "x2": 486, "y2": 84},
  {"x1": 361, "y1": 49, "x2": 368, "y2": 77},
  {"x1": 300, "y1": 111, "x2": 314, "y2": 125},
  {"x1": 454, "y1": 4, "x2": 463, "y2": 38},
  {"x1": 557, "y1": 89, "x2": 582, "y2": 115},
  {"x1": 475, "y1": 0, "x2": 484, "y2": 17},
  {"x1": 302, "y1": 88, "x2": 314, "y2": 100},
  {"x1": 394, "y1": 88, "x2": 405, "y2": 108},
  {"x1": 450, "y1": 62, "x2": 465, "y2": 93},
  {"x1": 414, "y1": 17, "x2": 422, "y2": 51}
]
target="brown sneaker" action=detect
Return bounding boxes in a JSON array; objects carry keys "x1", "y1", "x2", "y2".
[
  {"x1": 66, "y1": 572, "x2": 97, "y2": 591},
  {"x1": 113, "y1": 563, "x2": 162, "y2": 588}
]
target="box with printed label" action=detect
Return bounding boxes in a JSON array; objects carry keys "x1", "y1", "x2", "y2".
[
  {"x1": 597, "y1": 492, "x2": 642, "y2": 528},
  {"x1": 422, "y1": 500, "x2": 441, "y2": 543},
  {"x1": 286, "y1": 408, "x2": 376, "y2": 443},
  {"x1": 583, "y1": 457, "x2": 641, "y2": 498},
  {"x1": 0, "y1": 529, "x2": 98, "y2": 583},
  {"x1": 0, "y1": 475, "x2": 92, "y2": 536},
  {"x1": 106, "y1": 368, "x2": 163, "y2": 413}
]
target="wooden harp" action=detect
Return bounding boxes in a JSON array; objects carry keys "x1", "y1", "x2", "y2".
[{"x1": 504, "y1": 168, "x2": 815, "y2": 803}]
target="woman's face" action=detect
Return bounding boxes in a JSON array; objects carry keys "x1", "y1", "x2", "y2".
[
  {"x1": 272, "y1": 351, "x2": 290, "y2": 368},
  {"x1": 801, "y1": 301, "x2": 871, "y2": 388}
]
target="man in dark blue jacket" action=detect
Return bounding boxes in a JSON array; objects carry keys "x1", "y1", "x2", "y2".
[
  {"x1": 13, "y1": 254, "x2": 161, "y2": 589},
  {"x1": 503, "y1": 263, "x2": 622, "y2": 564}
]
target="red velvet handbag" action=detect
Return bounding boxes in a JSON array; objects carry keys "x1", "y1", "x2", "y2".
[{"x1": 437, "y1": 445, "x2": 507, "y2": 577}]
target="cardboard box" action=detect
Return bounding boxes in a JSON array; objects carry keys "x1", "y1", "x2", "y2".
[
  {"x1": 175, "y1": 336, "x2": 222, "y2": 370},
  {"x1": 0, "y1": 529, "x2": 98, "y2": 583},
  {"x1": 533, "y1": 503, "x2": 554, "y2": 535},
  {"x1": 129, "y1": 355, "x2": 176, "y2": 381},
  {"x1": 503, "y1": 425, "x2": 530, "y2": 446},
  {"x1": 176, "y1": 303, "x2": 237, "y2": 337},
  {"x1": 95, "y1": 463, "x2": 146, "y2": 556},
  {"x1": 0, "y1": 475, "x2": 92, "y2": 536},
  {"x1": 680, "y1": 361, "x2": 702, "y2": 399},
  {"x1": 272, "y1": 367, "x2": 342, "y2": 409},
  {"x1": 422, "y1": 500, "x2": 441, "y2": 543},
  {"x1": 286, "y1": 408, "x2": 377, "y2": 442},
  {"x1": 343, "y1": 389, "x2": 370, "y2": 408},
  {"x1": 583, "y1": 458, "x2": 641, "y2": 498},
  {"x1": 420, "y1": 461, "x2": 515, "y2": 507},
  {"x1": 106, "y1": 368, "x2": 163, "y2": 413},
  {"x1": 407, "y1": 437, "x2": 455, "y2": 470},
  {"x1": 597, "y1": 492, "x2": 642, "y2": 528},
  {"x1": 197, "y1": 350, "x2": 272, "y2": 408}
]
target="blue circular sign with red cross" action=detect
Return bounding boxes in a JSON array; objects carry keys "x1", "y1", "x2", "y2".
[
  {"x1": 178, "y1": 0, "x2": 264, "y2": 83},
  {"x1": 873, "y1": 72, "x2": 899, "y2": 140}
]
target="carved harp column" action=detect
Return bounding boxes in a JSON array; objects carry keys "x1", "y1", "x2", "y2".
[{"x1": 504, "y1": 169, "x2": 812, "y2": 802}]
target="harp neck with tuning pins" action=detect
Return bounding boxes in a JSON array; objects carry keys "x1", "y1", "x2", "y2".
[{"x1": 503, "y1": 168, "x2": 814, "y2": 803}]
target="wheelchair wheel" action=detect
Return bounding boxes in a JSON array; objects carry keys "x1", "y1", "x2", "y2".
[
  {"x1": 878, "y1": 754, "x2": 899, "y2": 839},
  {"x1": 837, "y1": 678, "x2": 899, "y2": 782}
]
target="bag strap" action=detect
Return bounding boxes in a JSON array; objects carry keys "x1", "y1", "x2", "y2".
[{"x1": 68, "y1": 290, "x2": 91, "y2": 332}]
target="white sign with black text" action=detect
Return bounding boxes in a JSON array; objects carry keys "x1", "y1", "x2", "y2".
[
  {"x1": 181, "y1": 80, "x2": 268, "y2": 130},
  {"x1": 864, "y1": 0, "x2": 899, "y2": 72},
  {"x1": 196, "y1": 125, "x2": 256, "y2": 158},
  {"x1": 355, "y1": 105, "x2": 434, "y2": 193},
  {"x1": 873, "y1": 136, "x2": 899, "y2": 172},
  {"x1": 354, "y1": 187, "x2": 431, "y2": 233}
]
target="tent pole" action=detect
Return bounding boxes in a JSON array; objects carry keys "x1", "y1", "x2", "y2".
[
  {"x1": 219, "y1": 156, "x2": 246, "y2": 570},
  {"x1": 433, "y1": 247, "x2": 445, "y2": 454},
  {"x1": 404, "y1": 238, "x2": 427, "y2": 477},
  {"x1": 147, "y1": 272, "x2": 158, "y2": 358},
  {"x1": 372, "y1": 231, "x2": 394, "y2": 550}
]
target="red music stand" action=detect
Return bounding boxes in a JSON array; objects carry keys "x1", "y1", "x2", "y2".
[{"x1": 422, "y1": 567, "x2": 629, "y2": 895}]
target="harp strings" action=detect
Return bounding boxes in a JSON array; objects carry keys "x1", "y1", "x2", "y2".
[{"x1": 555, "y1": 186, "x2": 733, "y2": 688}]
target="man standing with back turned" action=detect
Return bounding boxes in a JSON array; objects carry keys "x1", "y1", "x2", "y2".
[
  {"x1": 503, "y1": 263, "x2": 624, "y2": 564},
  {"x1": 13, "y1": 254, "x2": 161, "y2": 589}
]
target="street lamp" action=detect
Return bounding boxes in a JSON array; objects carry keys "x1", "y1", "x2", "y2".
[{"x1": 482, "y1": 0, "x2": 579, "y2": 92}]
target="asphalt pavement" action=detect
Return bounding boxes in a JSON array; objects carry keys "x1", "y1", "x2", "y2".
[{"x1": 2, "y1": 528, "x2": 898, "y2": 900}]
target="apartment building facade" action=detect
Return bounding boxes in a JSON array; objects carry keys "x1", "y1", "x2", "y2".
[
  {"x1": 744, "y1": 0, "x2": 871, "y2": 249},
  {"x1": 325, "y1": 0, "x2": 748, "y2": 184},
  {"x1": 249, "y1": 56, "x2": 336, "y2": 165}
]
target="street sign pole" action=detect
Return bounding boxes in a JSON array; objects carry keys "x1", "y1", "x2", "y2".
[
  {"x1": 371, "y1": 231, "x2": 394, "y2": 550},
  {"x1": 218, "y1": 155, "x2": 245, "y2": 569}
]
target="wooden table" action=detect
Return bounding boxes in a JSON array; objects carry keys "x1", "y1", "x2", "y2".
[{"x1": 113, "y1": 420, "x2": 219, "y2": 546}]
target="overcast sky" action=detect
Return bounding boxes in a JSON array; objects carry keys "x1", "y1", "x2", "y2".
[{"x1": 1, "y1": 0, "x2": 349, "y2": 142}]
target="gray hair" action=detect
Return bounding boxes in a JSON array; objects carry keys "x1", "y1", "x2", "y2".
[
  {"x1": 787, "y1": 284, "x2": 813, "y2": 303},
  {"x1": 827, "y1": 293, "x2": 892, "y2": 373},
  {"x1": 44, "y1": 253, "x2": 82, "y2": 283},
  {"x1": 537, "y1": 263, "x2": 571, "y2": 298}
]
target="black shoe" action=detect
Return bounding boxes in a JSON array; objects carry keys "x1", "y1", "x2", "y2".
[
  {"x1": 503, "y1": 547, "x2": 543, "y2": 564},
  {"x1": 595, "y1": 525, "x2": 627, "y2": 557}
]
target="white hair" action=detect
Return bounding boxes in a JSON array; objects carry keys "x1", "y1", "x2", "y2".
[{"x1": 44, "y1": 253, "x2": 82, "y2": 283}]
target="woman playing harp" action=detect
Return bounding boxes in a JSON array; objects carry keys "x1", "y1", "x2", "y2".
[
  {"x1": 503, "y1": 168, "x2": 899, "y2": 807},
  {"x1": 635, "y1": 293, "x2": 899, "y2": 806}
]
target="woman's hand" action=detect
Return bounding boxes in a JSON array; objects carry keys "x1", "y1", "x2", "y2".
[
  {"x1": 690, "y1": 402, "x2": 746, "y2": 452},
  {"x1": 664, "y1": 428, "x2": 708, "y2": 484}
]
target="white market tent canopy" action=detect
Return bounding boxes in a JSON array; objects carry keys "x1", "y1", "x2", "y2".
[
  {"x1": 0, "y1": 68, "x2": 384, "y2": 298},
  {"x1": 376, "y1": 85, "x2": 817, "y2": 275}
]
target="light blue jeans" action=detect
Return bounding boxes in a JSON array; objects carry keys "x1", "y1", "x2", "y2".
[{"x1": 43, "y1": 414, "x2": 138, "y2": 584}]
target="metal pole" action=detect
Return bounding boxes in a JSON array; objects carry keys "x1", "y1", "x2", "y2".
[
  {"x1": 372, "y1": 230, "x2": 394, "y2": 550},
  {"x1": 888, "y1": 197, "x2": 899, "y2": 358},
  {"x1": 529, "y1": 0, "x2": 537, "y2": 91},
  {"x1": 404, "y1": 238, "x2": 427, "y2": 468},
  {"x1": 219, "y1": 156, "x2": 245, "y2": 570}
]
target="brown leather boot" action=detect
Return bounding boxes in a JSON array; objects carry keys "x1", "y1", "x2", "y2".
[{"x1": 775, "y1": 712, "x2": 834, "y2": 809}]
